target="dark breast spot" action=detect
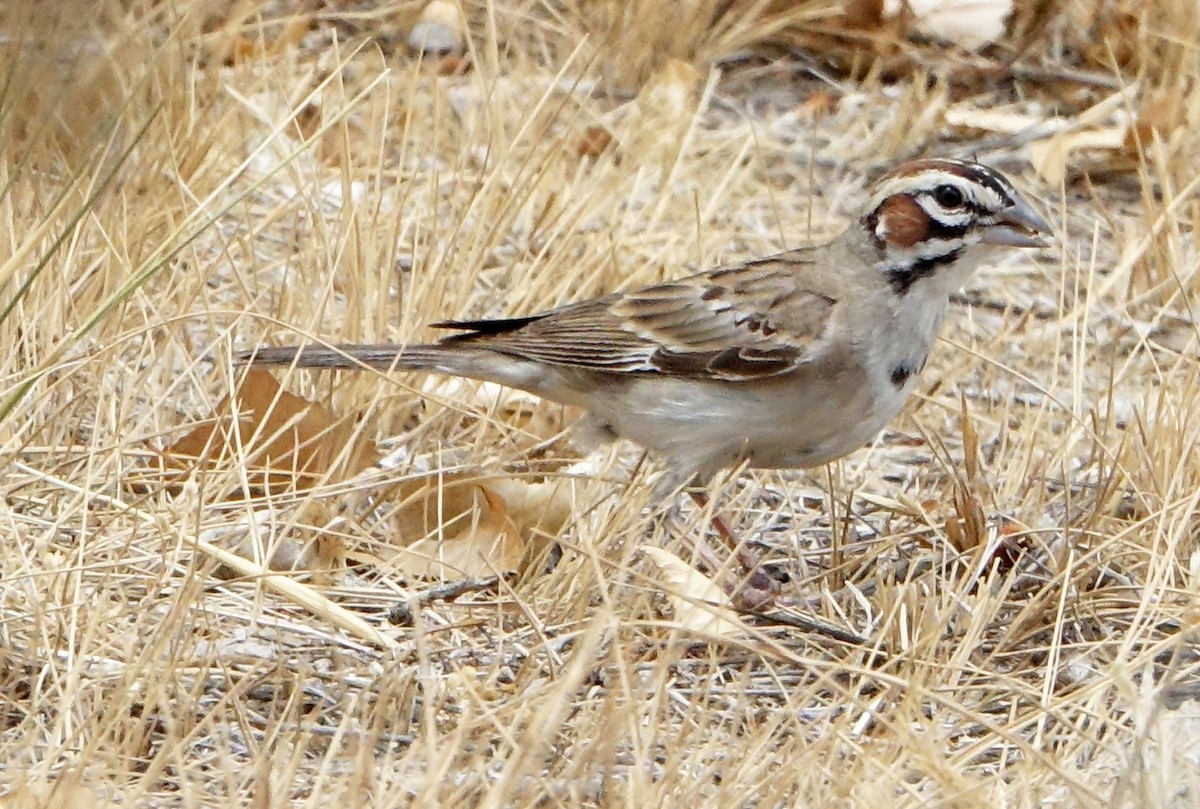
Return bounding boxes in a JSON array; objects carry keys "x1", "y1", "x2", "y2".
[
  {"x1": 889, "y1": 357, "x2": 928, "y2": 389},
  {"x1": 890, "y1": 363, "x2": 914, "y2": 389}
]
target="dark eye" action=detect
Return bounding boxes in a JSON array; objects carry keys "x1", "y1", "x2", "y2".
[{"x1": 933, "y1": 184, "x2": 965, "y2": 209}]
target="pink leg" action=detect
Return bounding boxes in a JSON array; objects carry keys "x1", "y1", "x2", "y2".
[{"x1": 687, "y1": 490, "x2": 779, "y2": 610}]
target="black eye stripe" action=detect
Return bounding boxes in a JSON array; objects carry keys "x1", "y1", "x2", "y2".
[
  {"x1": 921, "y1": 170, "x2": 1013, "y2": 215},
  {"x1": 921, "y1": 194, "x2": 992, "y2": 228},
  {"x1": 925, "y1": 219, "x2": 969, "y2": 241}
]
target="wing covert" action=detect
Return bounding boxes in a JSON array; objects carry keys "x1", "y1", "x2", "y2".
[{"x1": 435, "y1": 256, "x2": 837, "y2": 381}]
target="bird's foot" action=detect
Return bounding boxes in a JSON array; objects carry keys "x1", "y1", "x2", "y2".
[{"x1": 728, "y1": 566, "x2": 781, "y2": 611}]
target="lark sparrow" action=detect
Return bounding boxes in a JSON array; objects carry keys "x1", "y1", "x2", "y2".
[{"x1": 239, "y1": 158, "x2": 1050, "y2": 604}]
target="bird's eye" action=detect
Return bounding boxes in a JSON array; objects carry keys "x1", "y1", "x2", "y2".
[{"x1": 933, "y1": 184, "x2": 965, "y2": 210}]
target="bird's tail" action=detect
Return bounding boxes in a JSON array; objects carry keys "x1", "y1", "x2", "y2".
[{"x1": 236, "y1": 344, "x2": 453, "y2": 372}]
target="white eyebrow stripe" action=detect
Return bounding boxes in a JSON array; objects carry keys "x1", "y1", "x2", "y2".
[
  {"x1": 916, "y1": 199, "x2": 972, "y2": 226},
  {"x1": 866, "y1": 168, "x2": 1012, "y2": 215},
  {"x1": 866, "y1": 170, "x2": 971, "y2": 208}
]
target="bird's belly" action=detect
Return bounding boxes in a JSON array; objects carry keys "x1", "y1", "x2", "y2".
[
  {"x1": 742, "y1": 381, "x2": 903, "y2": 470},
  {"x1": 588, "y1": 364, "x2": 903, "y2": 478}
]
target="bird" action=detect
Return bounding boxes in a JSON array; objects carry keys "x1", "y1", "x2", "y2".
[{"x1": 238, "y1": 158, "x2": 1050, "y2": 606}]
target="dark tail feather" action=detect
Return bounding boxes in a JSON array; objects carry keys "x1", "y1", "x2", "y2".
[{"x1": 235, "y1": 344, "x2": 447, "y2": 371}]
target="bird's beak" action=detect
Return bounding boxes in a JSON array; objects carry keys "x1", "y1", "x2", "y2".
[{"x1": 981, "y1": 196, "x2": 1052, "y2": 248}]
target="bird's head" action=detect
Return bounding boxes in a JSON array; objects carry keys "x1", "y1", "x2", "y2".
[{"x1": 860, "y1": 158, "x2": 1051, "y2": 295}]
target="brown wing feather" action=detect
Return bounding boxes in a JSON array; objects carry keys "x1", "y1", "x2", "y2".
[{"x1": 436, "y1": 253, "x2": 837, "y2": 381}]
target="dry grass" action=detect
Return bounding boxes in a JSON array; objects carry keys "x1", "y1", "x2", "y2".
[{"x1": 2, "y1": 0, "x2": 1200, "y2": 806}]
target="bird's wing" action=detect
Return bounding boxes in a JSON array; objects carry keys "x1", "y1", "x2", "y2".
[{"x1": 435, "y1": 254, "x2": 838, "y2": 382}]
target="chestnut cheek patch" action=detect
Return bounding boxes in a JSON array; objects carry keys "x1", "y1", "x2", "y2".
[{"x1": 876, "y1": 195, "x2": 930, "y2": 249}]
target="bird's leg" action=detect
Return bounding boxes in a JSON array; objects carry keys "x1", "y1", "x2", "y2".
[
  {"x1": 649, "y1": 468, "x2": 780, "y2": 610},
  {"x1": 688, "y1": 490, "x2": 761, "y2": 569},
  {"x1": 688, "y1": 489, "x2": 780, "y2": 610}
]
